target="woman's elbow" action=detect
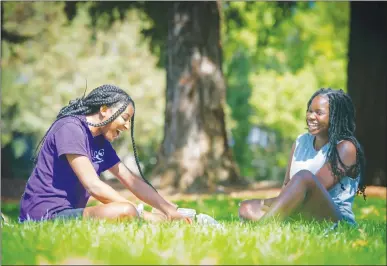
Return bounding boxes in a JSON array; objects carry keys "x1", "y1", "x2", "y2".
[{"x1": 84, "y1": 179, "x2": 104, "y2": 196}]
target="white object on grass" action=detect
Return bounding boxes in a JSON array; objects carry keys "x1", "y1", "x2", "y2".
[
  {"x1": 177, "y1": 208, "x2": 197, "y2": 219},
  {"x1": 196, "y1": 213, "x2": 223, "y2": 229},
  {"x1": 136, "y1": 203, "x2": 144, "y2": 218}
]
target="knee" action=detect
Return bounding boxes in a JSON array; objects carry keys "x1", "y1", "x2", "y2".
[
  {"x1": 292, "y1": 170, "x2": 317, "y2": 187},
  {"x1": 115, "y1": 203, "x2": 139, "y2": 219}
]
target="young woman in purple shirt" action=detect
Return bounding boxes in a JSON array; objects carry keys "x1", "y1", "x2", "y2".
[{"x1": 19, "y1": 84, "x2": 188, "y2": 223}]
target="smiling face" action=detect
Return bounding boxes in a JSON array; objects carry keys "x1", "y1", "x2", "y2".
[
  {"x1": 306, "y1": 95, "x2": 330, "y2": 139},
  {"x1": 99, "y1": 102, "x2": 135, "y2": 142}
]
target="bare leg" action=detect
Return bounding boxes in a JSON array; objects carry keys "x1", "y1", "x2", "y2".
[
  {"x1": 83, "y1": 202, "x2": 139, "y2": 221},
  {"x1": 261, "y1": 170, "x2": 342, "y2": 222},
  {"x1": 83, "y1": 202, "x2": 168, "y2": 223},
  {"x1": 239, "y1": 170, "x2": 342, "y2": 222}
]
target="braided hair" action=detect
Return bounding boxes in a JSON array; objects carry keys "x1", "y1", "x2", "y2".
[
  {"x1": 32, "y1": 84, "x2": 157, "y2": 192},
  {"x1": 306, "y1": 88, "x2": 366, "y2": 199}
]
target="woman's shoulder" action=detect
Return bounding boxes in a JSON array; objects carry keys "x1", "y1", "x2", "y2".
[
  {"x1": 337, "y1": 139, "x2": 357, "y2": 150},
  {"x1": 50, "y1": 116, "x2": 87, "y2": 135},
  {"x1": 54, "y1": 115, "x2": 84, "y2": 127},
  {"x1": 336, "y1": 140, "x2": 357, "y2": 165},
  {"x1": 295, "y1": 133, "x2": 313, "y2": 145}
]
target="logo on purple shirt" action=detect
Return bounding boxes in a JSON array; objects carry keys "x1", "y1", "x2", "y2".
[{"x1": 92, "y1": 149, "x2": 105, "y2": 164}]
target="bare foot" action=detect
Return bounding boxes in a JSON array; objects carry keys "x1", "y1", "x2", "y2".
[{"x1": 239, "y1": 199, "x2": 270, "y2": 221}]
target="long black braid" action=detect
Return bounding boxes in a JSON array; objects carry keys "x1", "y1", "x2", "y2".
[
  {"x1": 31, "y1": 84, "x2": 157, "y2": 192},
  {"x1": 306, "y1": 88, "x2": 366, "y2": 200}
]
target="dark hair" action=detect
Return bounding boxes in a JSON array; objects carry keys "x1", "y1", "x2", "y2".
[
  {"x1": 306, "y1": 88, "x2": 366, "y2": 199},
  {"x1": 32, "y1": 84, "x2": 157, "y2": 192}
]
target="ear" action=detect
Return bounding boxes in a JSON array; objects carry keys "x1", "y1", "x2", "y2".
[{"x1": 99, "y1": 105, "x2": 109, "y2": 117}]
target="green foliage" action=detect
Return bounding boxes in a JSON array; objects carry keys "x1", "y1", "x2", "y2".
[
  {"x1": 2, "y1": 195, "x2": 386, "y2": 265},
  {"x1": 85, "y1": 1, "x2": 169, "y2": 67},
  {"x1": 222, "y1": 2, "x2": 350, "y2": 180},
  {"x1": 2, "y1": 2, "x2": 352, "y2": 183},
  {"x1": 1, "y1": 2, "x2": 165, "y2": 178}
]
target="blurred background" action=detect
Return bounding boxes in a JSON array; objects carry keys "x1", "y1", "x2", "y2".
[{"x1": 1, "y1": 1, "x2": 386, "y2": 199}]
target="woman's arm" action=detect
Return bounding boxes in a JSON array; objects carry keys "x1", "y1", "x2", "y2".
[
  {"x1": 108, "y1": 162, "x2": 181, "y2": 219},
  {"x1": 262, "y1": 142, "x2": 296, "y2": 207},
  {"x1": 281, "y1": 142, "x2": 296, "y2": 189},
  {"x1": 66, "y1": 154, "x2": 133, "y2": 204},
  {"x1": 314, "y1": 140, "x2": 358, "y2": 190}
]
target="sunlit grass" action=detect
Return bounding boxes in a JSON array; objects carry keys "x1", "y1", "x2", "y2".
[{"x1": 2, "y1": 196, "x2": 386, "y2": 265}]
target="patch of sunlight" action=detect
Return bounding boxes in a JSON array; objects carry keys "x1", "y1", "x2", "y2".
[
  {"x1": 38, "y1": 256, "x2": 102, "y2": 265},
  {"x1": 352, "y1": 239, "x2": 368, "y2": 248},
  {"x1": 199, "y1": 252, "x2": 219, "y2": 265},
  {"x1": 360, "y1": 206, "x2": 380, "y2": 218},
  {"x1": 287, "y1": 250, "x2": 305, "y2": 262}
]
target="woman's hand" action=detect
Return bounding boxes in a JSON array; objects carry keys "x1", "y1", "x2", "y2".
[
  {"x1": 164, "y1": 206, "x2": 193, "y2": 224},
  {"x1": 143, "y1": 211, "x2": 167, "y2": 223},
  {"x1": 110, "y1": 162, "x2": 189, "y2": 222},
  {"x1": 149, "y1": 205, "x2": 192, "y2": 224}
]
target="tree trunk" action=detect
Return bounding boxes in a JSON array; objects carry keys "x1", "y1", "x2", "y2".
[
  {"x1": 347, "y1": 2, "x2": 387, "y2": 186},
  {"x1": 151, "y1": 2, "x2": 246, "y2": 193}
]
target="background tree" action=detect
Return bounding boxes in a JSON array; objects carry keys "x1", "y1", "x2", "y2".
[
  {"x1": 84, "y1": 1, "x2": 247, "y2": 192},
  {"x1": 151, "y1": 2, "x2": 246, "y2": 193},
  {"x1": 347, "y1": 2, "x2": 387, "y2": 186}
]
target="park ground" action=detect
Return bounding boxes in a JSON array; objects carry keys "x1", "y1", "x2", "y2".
[{"x1": 2, "y1": 179, "x2": 386, "y2": 265}]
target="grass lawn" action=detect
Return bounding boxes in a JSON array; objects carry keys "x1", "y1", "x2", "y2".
[{"x1": 2, "y1": 195, "x2": 386, "y2": 265}]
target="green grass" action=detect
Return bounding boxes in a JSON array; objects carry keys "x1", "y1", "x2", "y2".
[{"x1": 2, "y1": 196, "x2": 386, "y2": 265}]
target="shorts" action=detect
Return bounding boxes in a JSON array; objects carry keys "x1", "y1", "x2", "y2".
[
  {"x1": 52, "y1": 208, "x2": 84, "y2": 220},
  {"x1": 340, "y1": 214, "x2": 357, "y2": 226}
]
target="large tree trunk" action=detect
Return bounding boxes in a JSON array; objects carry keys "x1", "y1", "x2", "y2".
[
  {"x1": 151, "y1": 2, "x2": 246, "y2": 193},
  {"x1": 347, "y1": 2, "x2": 387, "y2": 186}
]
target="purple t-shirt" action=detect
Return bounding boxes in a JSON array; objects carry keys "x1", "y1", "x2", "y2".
[{"x1": 19, "y1": 116, "x2": 120, "y2": 221}]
